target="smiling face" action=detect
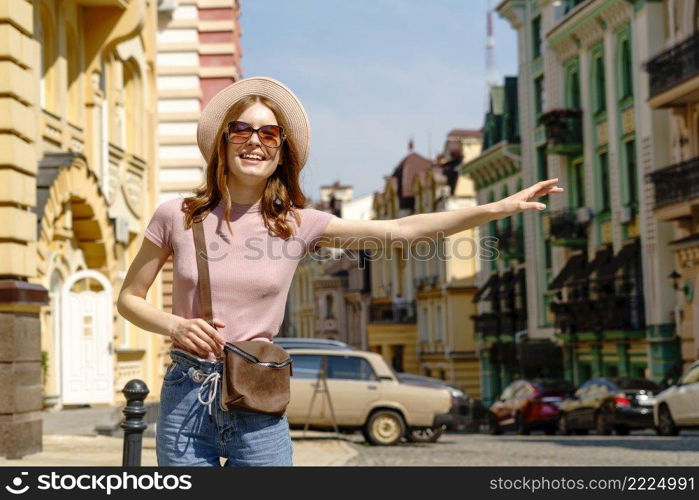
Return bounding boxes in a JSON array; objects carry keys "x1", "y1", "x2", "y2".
[{"x1": 225, "y1": 101, "x2": 284, "y2": 183}]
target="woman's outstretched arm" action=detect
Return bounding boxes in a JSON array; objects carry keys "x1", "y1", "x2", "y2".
[{"x1": 318, "y1": 178, "x2": 563, "y2": 250}]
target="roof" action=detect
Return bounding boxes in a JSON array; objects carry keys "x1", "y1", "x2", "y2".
[
  {"x1": 435, "y1": 156, "x2": 463, "y2": 194},
  {"x1": 391, "y1": 152, "x2": 433, "y2": 208},
  {"x1": 448, "y1": 129, "x2": 482, "y2": 138}
]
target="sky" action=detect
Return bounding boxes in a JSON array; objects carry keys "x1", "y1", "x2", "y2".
[{"x1": 240, "y1": 0, "x2": 519, "y2": 202}]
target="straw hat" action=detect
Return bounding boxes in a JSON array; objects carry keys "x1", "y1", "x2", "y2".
[{"x1": 196, "y1": 76, "x2": 311, "y2": 168}]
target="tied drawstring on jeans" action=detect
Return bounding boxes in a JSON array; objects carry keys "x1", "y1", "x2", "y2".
[{"x1": 196, "y1": 371, "x2": 221, "y2": 416}]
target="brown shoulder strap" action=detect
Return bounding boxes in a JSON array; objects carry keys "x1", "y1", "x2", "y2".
[{"x1": 192, "y1": 218, "x2": 214, "y2": 324}]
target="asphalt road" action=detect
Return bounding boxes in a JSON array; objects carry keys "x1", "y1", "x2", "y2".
[{"x1": 343, "y1": 430, "x2": 699, "y2": 466}]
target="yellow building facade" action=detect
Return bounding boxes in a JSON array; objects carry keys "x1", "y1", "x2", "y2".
[
  {"x1": 411, "y1": 132, "x2": 482, "y2": 398},
  {"x1": 1, "y1": 0, "x2": 163, "y2": 418}
]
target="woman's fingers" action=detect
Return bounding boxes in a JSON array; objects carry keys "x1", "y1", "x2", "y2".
[
  {"x1": 519, "y1": 201, "x2": 546, "y2": 211},
  {"x1": 209, "y1": 318, "x2": 227, "y2": 345},
  {"x1": 184, "y1": 338, "x2": 209, "y2": 357},
  {"x1": 189, "y1": 334, "x2": 213, "y2": 356},
  {"x1": 195, "y1": 318, "x2": 225, "y2": 346},
  {"x1": 192, "y1": 322, "x2": 220, "y2": 353},
  {"x1": 530, "y1": 181, "x2": 564, "y2": 199}
]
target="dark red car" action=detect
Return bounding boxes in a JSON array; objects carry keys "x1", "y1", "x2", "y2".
[{"x1": 488, "y1": 379, "x2": 575, "y2": 435}]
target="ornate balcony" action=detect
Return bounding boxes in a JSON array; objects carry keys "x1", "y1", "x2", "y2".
[
  {"x1": 540, "y1": 109, "x2": 583, "y2": 155},
  {"x1": 645, "y1": 31, "x2": 699, "y2": 105},
  {"x1": 648, "y1": 156, "x2": 699, "y2": 213},
  {"x1": 499, "y1": 310, "x2": 527, "y2": 337},
  {"x1": 550, "y1": 278, "x2": 645, "y2": 334},
  {"x1": 369, "y1": 300, "x2": 416, "y2": 323},
  {"x1": 472, "y1": 313, "x2": 500, "y2": 340},
  {"x1": 549, "y1": 208, "x2": 588, "y2": 247}
]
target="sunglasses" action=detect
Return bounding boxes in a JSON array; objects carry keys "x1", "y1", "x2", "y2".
[{"x1": 225, "y1": 120, "x2": 286, "y2": 149}]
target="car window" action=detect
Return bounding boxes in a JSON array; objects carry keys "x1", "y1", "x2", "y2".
[
  {"x1": 611, "y1": 377, "x2": 661, "y2": 391},
  {"x1": 289, "y1": 354, "x2": 322, "y2": 380},
  {"x1": 326, "y1": 356, "x2": 377, "y2": 381},
  {"x1": 500, "y1": 383, "x2": 516, "y2": 400},
  {"x1": 534, "y1": 379, "x2": 575, "y2": 393},
  {"x1": 514, "y1": 383, "x2": 533, "y2": 397},
  {"x1": 601, "y1": 378, "x2": 619, "y2": 392},
  {"x1": 589, "y1": 380, "x2": 609, "y2": 396},
  {"x1": 681, "y1": 365, "x2": 699, "y2": 385},
  {"x1": 574, "y1": 380, "x2": 591, "y2": 398}
]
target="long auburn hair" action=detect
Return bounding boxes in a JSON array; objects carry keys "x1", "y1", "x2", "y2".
[{"x1": 181, "y1": 95, "x2": 307, "y2": 239}]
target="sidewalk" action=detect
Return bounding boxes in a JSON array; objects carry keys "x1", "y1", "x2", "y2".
[
  {"x1": 0, "y1": 408, "x2": 357, "y2": 466},
  {"x1": 0, "y1": 432, "x2": 357, "y2": 467}
]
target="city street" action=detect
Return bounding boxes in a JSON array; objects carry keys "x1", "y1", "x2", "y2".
[{"x1": 343, "y1": 431, "x2": 699, "y2": 466}]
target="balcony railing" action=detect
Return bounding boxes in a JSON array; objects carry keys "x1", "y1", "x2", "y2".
[
  {"x1": 499, "y1": 310, "x2": 527, "y2": 337},
  {"x1": 549, "y1": 208, "x2": 588, "y2": 243},
  {"x1": 370, "y1": 300, "x2": 416, "y2": 323},
  {"x1": 540, "y1": 109, "x2": 583, "y2": 155},
  {"x1": 472, "y1": 313, "x2": 500, "y2": 340},
  {"x1": 648, "y1": 156, "x2": 699, "y2": 209},
  {"x1": 550, "y1": 278, "x2": 645, "y2": 333},
  {"x1": 645, "y1": 31, "x2": 699, "y2": 99}
]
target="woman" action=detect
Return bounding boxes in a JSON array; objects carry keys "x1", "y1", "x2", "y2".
[{"x1": 117, "y1": 76, "x2": 563, "y2": 466}]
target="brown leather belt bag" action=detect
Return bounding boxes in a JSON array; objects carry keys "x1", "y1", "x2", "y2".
[{"x1": 192, "y1": 216, "x2": 292, "y2": 417}]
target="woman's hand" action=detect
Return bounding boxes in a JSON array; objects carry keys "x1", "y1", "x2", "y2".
[
  {"x1": 495, "y1": 178, "x2": 564, "y2": 219},
  {"x1": 169, "y1": 317, "x2": 226, "y2": 357}
]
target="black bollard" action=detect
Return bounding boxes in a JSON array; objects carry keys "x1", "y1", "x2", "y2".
[{"x1": 121, "y1": 379, "x2": 150, "y2": 467}]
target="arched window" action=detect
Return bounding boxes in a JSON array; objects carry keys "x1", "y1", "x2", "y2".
[
  {"x1": 325, "y1": 295, "x2": 335, "y2": 319},
  {"x1": 569, "y1": 69, "x2": 581, "y2": 109},
  {"x1": 501, "y1": 185, "x2": 511, "y2": 232},
  {"x1": 591, "y1": 50, "x2": 606, "y2": 114},
  {"x1": 488, "y1": 191, "x2": 497, "y2": 271},
  {"x1": 619, "y1": 37, "x2": 633, "y2": 99}
]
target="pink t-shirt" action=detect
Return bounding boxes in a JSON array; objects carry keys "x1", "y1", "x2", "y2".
[{"x1": 143, "y1": 196, "x2": 338, "y2": 360}]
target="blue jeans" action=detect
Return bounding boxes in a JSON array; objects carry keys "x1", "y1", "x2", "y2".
[{"x1": 156, "y1": 349, "x2": 294, "y2": 466}]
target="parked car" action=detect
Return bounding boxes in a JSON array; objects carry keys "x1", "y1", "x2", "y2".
[
  {"x1": 286, "y1": 349, "x2": 452, "y2": 445},
  {"x1": 557, "y1": 377, "x2": 661, "y2": 435},
  {"x1": 274, "y1": 337, "x2": 356, "y2": 351},
  {"x1": 396, "y1": 372, "x2": 471, "y2": 437},
  {"x1": 654, "y1": 361, "x2": 699, "y2": 436},
  {"x1": 488, "y1": 379, "x2": 575, "y2": 435}
]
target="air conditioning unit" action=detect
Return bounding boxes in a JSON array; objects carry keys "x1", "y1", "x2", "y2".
[
  {"x1": 158, "y1": 0, "x2": 178, "y2": 12},
  {"x1": 620, "y1": 206, "x2": 634, "y2": 223},
  {"x1": 576, "y1": 207, "x2": 593, "y2": 223}
]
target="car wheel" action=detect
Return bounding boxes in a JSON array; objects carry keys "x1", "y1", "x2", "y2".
[
  {"x1": 364, "y1": 410, "x2": 406, "y2": 446},
  {"x1": 515, "y1": 412, "x2": 530, "y2": 435},
  {"x1": 488, "y1": 412, "x2": 502, "y2": 435},
  {"x1": 657, "y1": 405, "x2": 680, "y2": 437},
  {"x1": 574, "y1": 429, "x2": 589, "y2": 435},
  {"x1": 544, "y1": 425, "x2": 556, "y2": 435},
  {"x1": 557, "y1": 413, "x2": 572, "y2": 435},
  {"x1": 615, "y1": 425, "x2": 630, "y2": 436},
  {"x1": 595, "y1": 410, "x2": 612, "y2": 436},
  {"x1": 408, "y1": 425, "x2": 445, "y2": 443}
]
